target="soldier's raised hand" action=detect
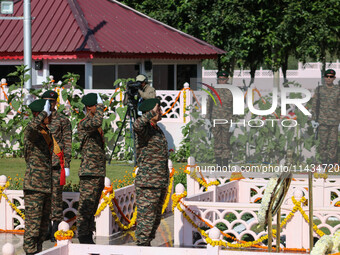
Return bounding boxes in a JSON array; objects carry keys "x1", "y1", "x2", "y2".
[
  {"x1": 97, "y1": 93, "x2": 103, "y2": 104},
  {"x1": 152, "y1": 103, "x2": 160, "y2": 113},
  {"x1": 43, "y1": 100, "x2": 51, "y2": 116},
  {"x1": 311, "y1": 120, "x2": 319, "y2": 129}
]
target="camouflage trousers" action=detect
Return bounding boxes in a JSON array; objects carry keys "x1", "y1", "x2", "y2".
[
  {"x1": 212, "y1": 125, "x2": 231, "y2": 159},
  {"x1": 135, "y1": 186, "x2": 167, "y2": 245},
  {"x1": 319, "y1": 125, "x2": 338, "y2": 163},
  {"x1": 77, "y1": 176, "x2": 104, "y2": 237},
  {"x1": 23, "y1": 190, "x2": 51, "y2": 254},
  {"x1": 51, "y1": 166, "x2": 63, "y2": 221}
]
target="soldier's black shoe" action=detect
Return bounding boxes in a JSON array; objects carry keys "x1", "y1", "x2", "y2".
[
  {"x1": 50, "y1": 221, "x2": 60, "y2": 242},
  {"x1": 78, "y1": 234, "x2": 95, "y2": 244},
  {"x1": 137, "y1": 241, "x2": 151, "y2": 246},
  {"x1": 46, "y1": 220, "x2": 52, "y2": 240}
]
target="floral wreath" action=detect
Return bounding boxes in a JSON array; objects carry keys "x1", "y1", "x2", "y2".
[
  {"x1": 311, "y1": 230, "x2": 340, "y2": 255},
  {"x1": 258, "y1": 172, "x2": 292, "y2": 229}
]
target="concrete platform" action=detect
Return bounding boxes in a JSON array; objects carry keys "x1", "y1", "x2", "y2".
[{"x1": 0, "y1": 213, "x2": 174, "y2": 255}]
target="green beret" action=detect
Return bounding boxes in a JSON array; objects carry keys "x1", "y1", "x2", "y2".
[
  {"x1": 41, "y1": 90, "x2": 58, "y2": 100},
  {"x1": 29, "y1": 99, "x2": 47, "y2": 112},
  {"x1": 217, "y1": 70, "x2": 229, "y2": 77},
  {"x1": 138, "y1": 98, "x2": 160, "y2": 113},
  {"x1": 324, "y1": 69, "x2": 336, "y2": 76},
  {"x1": 81, "y1": 93, "x2": 97, "y2": 106}
]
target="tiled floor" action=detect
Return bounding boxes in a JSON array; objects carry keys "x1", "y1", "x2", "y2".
[{"x1": 0, "y1": 213, "x2": 174, "y2": 255}]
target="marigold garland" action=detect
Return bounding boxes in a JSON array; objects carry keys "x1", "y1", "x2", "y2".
[
  {"x1": 54, "y1": 229, "x2": 74, "y2": 241},
  {"x1": 109, "y1": 200, "x2": 137, "y2": 230},
  {"x1": 0, "y1": 181, "x2": 25, "y2": 220},
  {"x1": 171, "y1": 190, "x2": 314, "y2": 252},
  {"x1": 162, "y1": 172, "x2": 174, "y2": 214},
  {"x1": 184, "y1": 165, "x2": 219, "y2": 190},
  {"x1": 292, "y1": 196, "x2": 325, "y2": 237}
]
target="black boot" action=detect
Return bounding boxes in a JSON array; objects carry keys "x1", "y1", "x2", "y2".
[
  {"x1": 78, "y1": 234, "x2": 95, "y2": 244},
  {"x1": 215, "y1": 157, "x2": 222, "y2": 167},
  {"x1": 50, "y1": 221, "x2": 60, "y2": 242},
  {"x1": 46, "y1": 220, "x2": 52, "y2": 240},
  {"x1": 86, "y1": 233, "x2": 95, "y2": 244}
]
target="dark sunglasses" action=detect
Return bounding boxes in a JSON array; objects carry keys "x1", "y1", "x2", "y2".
[{"x1": 325, "y1": 75, "x2": 335, "y2": 78}]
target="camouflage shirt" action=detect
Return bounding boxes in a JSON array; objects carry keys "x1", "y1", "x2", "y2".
[
  {"x1": 48, "y1": 111, "x2": 72, "y2": 168},
  {"x1": 312, "y1": 84, "x2": 340, "y2": 125},
  {"x1": 138, "y1": 84, "x2": 156, "y2": 100},
  {"x1": 133, "y1": 109, "x2": 169, "y2": 188},
  {"x1": 206, "y1": 85, "x2": 233, "y2": 120},
  {"x1": 24, "y1": 111, "x2": 52, "y2": 193},
  {"x1": 77, "y1": 104, "x2": 106, "y2": 177}
]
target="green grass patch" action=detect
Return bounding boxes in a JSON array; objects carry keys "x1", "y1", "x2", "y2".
[{"x1": 0, "y1": 158, "x2": 187, "y2": 190}]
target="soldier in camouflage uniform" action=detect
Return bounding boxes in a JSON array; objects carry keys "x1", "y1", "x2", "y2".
[
  {"x1": 133, "y1": 98, "x2": 169, "y2": 246},
  {"x1": 312, "y1": 69, "x2": 339, "y2": 164},
  {"x1": 77, "y1": 93, "x2": 106, "y2": 244},
  {"x1": 206, "y1": 70, "x2": 234, "y2": 167},
  {"x1": 41, "y1": 90, "x2": 72, "y2": 242},
  {"x1": 24, "y1": 99, "x2": 53, "y2": 255}
]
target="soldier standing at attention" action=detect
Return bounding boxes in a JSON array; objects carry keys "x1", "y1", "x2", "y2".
[
  {"x1": 312, "y1": 69, "x2": 339, "y2": 165},
  {"x1": 41, "y1": 90, "x2": 72, "y2": 242},
  {"x1": 77, "y1": 93, "x2": 105, "y2": 244},
  {"x1": 133, "y1": 98, "x2": 169, "y2": 246},
  {"x1": 206, "y1": 70, "x2": 235, "y2": 167},
  {"x1": 24, "y1": 99, "x2": 53, "y2": 255}
]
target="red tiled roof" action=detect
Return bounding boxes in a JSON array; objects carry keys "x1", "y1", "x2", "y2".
[{"x1": 0, "y1": 0, "x2": 224, "y2": 59}]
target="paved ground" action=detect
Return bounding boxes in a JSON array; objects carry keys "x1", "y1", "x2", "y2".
[{"x1": 0, "y1": 213, "x2": 174, "y2": 255}]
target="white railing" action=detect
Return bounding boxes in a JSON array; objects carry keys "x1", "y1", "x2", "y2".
[
  {"x1": 0, "y1": 86, "x2": 192, "y2": 123},
  {"x1": 174, "y1": 187, "x2": 340, "y2": 249},
  {"x1": 186, "y1": 160, "x2": 340, "y2": 207},
  {"x1": 0, "y1": 165, "x2": 173, "y2": 237}
]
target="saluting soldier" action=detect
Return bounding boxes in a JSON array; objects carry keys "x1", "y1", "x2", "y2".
[
  {"x1": 312, "y1": 69, "x2": 340, "y2": 165},
  {"x1": 41, "y1": 90, "x2": 72, "y2": 242},
  {"x1": 24, "y1": 99, "x2": 53, "y2": 255},
  {"x1": 133, "y1": 98, "x2": 169, "y2": 246},
  {"x1": 206, "y1": 70, "x2": 235, "y2": 167},
  {"x1": 77, "y1": 93, "x2": 106, "y2": 244}
]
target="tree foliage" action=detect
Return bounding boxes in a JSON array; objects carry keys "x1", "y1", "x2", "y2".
[{"x1": 122, "y1": 0, "x2": 340, "y2": 77}]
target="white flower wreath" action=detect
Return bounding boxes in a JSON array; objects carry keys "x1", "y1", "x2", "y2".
[
  {"x1": 311, "y1": 235, "x2": 333, "y2": 255},
  {"x1": 332, "y1": 230, "x2": 340, "y2": 253},
  {"x1": 258, "y1": 176, "x2": 279, "y2": 227}
]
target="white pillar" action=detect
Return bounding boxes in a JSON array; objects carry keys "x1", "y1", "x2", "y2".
[
  {"x1": 187, "y1": 156, "x2": 199, "y2": 197},
  {"x1": 56, "y1": 221, "x2": 72, "y2": 246},
  {"x1": 2, "y1": 243, "x2": 15, "y2": 255},
  {"x1": 285, "y1": 189, "x2": 306, "y2": 248},
  {"x1": 206, "y1": 227, "x2": 221, "y2": 255},
  {"x1": 95, "y1": 177, "x2": 113, "y2": 236},
  {"x1": 0, "y1": 175, "x2": 7, "y2": 230},
  {"x1": 173, "y1": 183, "x2": 193, "y2": 247},
  {"x1": 167, "y1": 159, "x2": 174, "y2": 212},
  {"x1": 23, "y1": 0, "x2": 32, "y2": 91}
]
